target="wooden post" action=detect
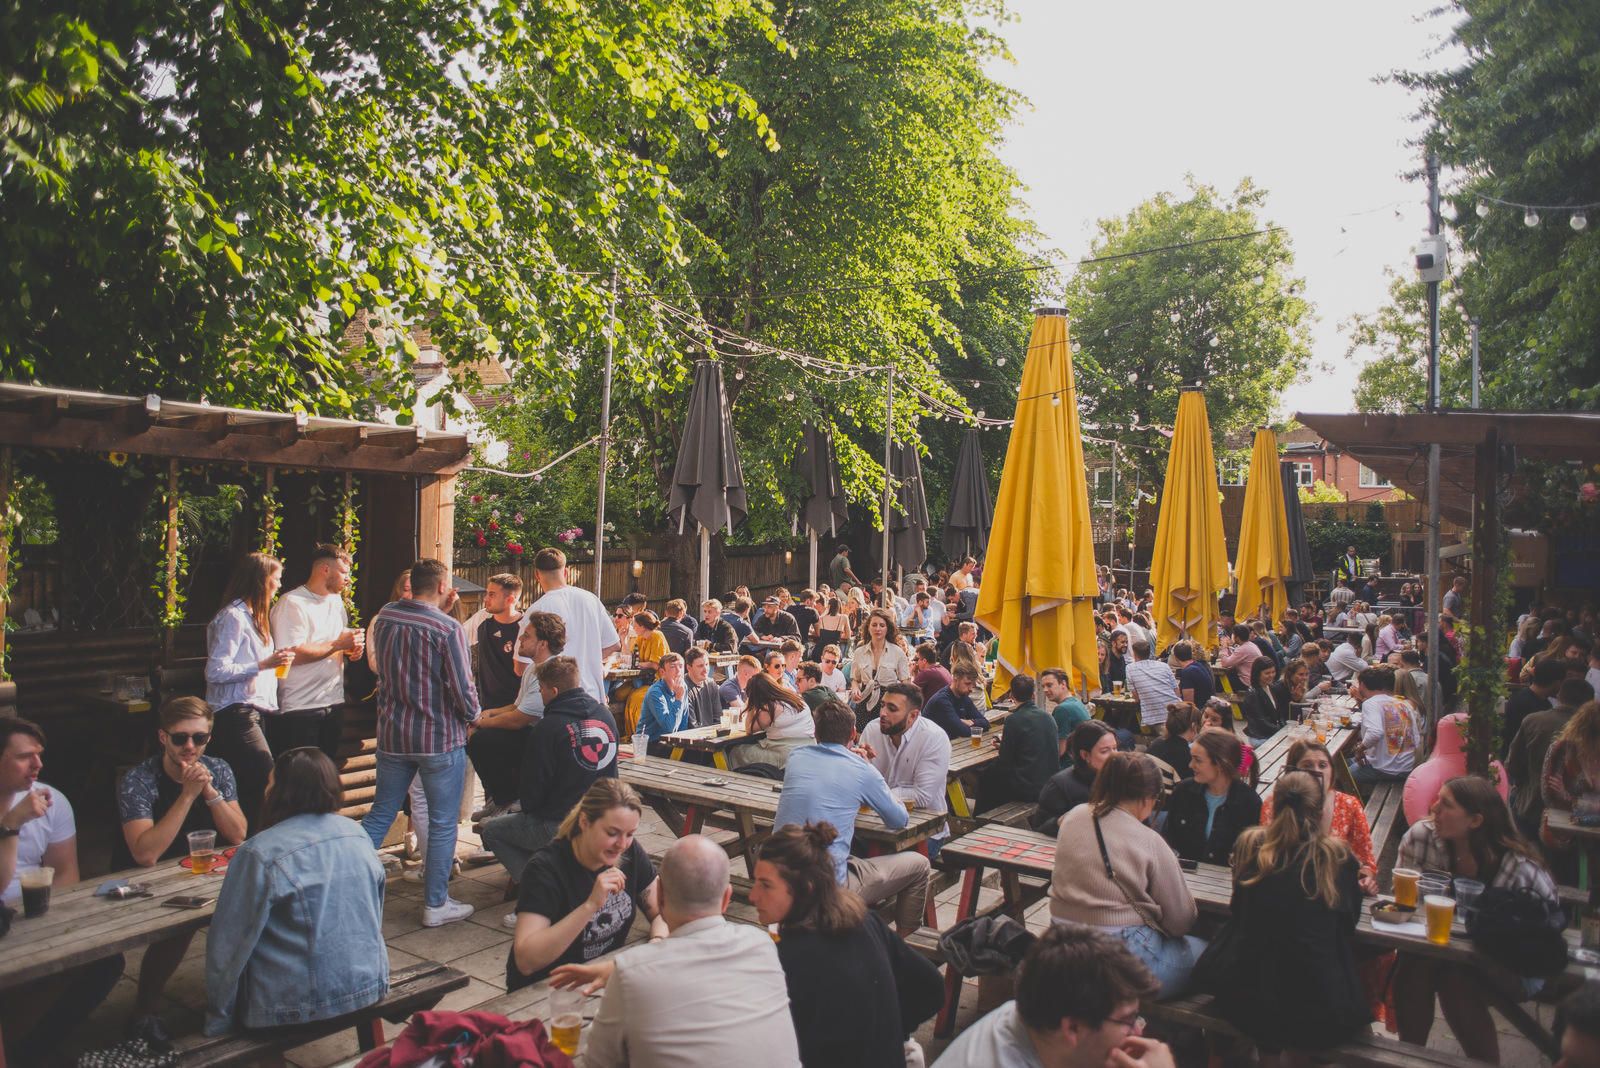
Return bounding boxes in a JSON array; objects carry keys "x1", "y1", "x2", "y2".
[
  {"x1": 261, "y1": 466, "x2": 277, "y2": 554},
  {"x1": 163, "y1": 459, "x2": 180, "y2": 662},
  {"x1": 1466, "y1": 427, "x2": 1500, "y2": 776},
  {"x1": 418, "y1": 474, "x2": 456, "y2": 570}
]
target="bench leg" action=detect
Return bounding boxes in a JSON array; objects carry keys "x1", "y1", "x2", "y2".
[
  {"x1": 357, "y1": 1018, "x2": 385, "y2": 1052},
  {"x1": 947, "y1": 780, "x2": 973, "y2": 819},
  {"x1": 936, "y1": 865, "x2": 984, "y2": 1038},
  {"x1": 681, "y1": 804, "x2": 704, "y2": 838},
  {"x1": 1481, "y1": 976, "x2": 1560, "y2": 1061},
  {"x1": 712, "y1": 752, "x2": 729, "y2": 771},
  {"x1": 670, "y1": 747, "x2": 685, "y2": 760},
  {"x1": 917, "y1": 840, "x2": 939, "y2": 928},
  {"x1": 735, "y1": 809, "x2": 759, "y2": 877},
  {"x1": 1000, "y1": 871, "x2": 1023, "y2": 921}
]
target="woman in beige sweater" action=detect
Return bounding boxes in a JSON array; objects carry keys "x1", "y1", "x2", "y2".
[{"x1": 1050, "y1": 751, "x2": 1204, "y2": 997}]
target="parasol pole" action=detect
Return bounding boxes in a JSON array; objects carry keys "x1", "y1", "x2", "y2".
[
  {"x1": 881, "y1": 374, "x2": 894, "y2": 602},
  {"x1": 593, "y1": 268, "x2": 617, "y2": 599}
]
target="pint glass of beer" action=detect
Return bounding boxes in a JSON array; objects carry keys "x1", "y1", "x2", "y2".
[
  {"x1": 19, "y1": 865, "x2": 53, "y2": 918},
  {"x1": 188, "y1": 830, "x2": 217, "y2": 874},
  {"x1": 550, "y1": 987, "x2": 583, "y2": 1055},
  {"x1": 1392, "y1": 868, "x2": 1420, "y2": 909},
  {"x1": 1424, "y1": 894, "x2": 1455, "y2": 946}
]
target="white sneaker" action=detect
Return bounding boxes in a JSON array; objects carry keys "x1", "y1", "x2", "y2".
[
  {"x1": 502, "y1": 911, "x2": 519, "y2": 929},
  {"x1": 422, "y1": 897, "x2": 475, "y2": 927}
]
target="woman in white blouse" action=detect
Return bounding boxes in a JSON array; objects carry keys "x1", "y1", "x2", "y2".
[{"x1": 850, "y1": 609, "x2": 912, "y2": 722}]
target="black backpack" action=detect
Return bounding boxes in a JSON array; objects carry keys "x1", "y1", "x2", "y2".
[{"x1": 1466, "y1": 885, "x2": 1568, "y2": 977}]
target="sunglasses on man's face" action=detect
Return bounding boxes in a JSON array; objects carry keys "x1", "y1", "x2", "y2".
[{"x1": 166, "y1": 731, "x2": 211, "y2": 747}]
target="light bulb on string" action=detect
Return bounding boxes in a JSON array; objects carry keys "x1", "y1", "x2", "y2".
[
  {"x1": 1209, "y1": 336, "x2": 1220, "y2": 348},
  {"x1": 976, "y1": 410, "x2": 985, "y2": 419},
  {"x1": 996, "y1": 357, "x2": 1006, "y2": 367},
  {"x1": 1572, "y1": 211, "x2": 1588, "y2": 232},
  {"x1": 1127, "y1": 371, "x2": 1139, "y2": 384},
  {"x1": 734, "y1": 370, "x2": 744, "y2": 380},
  {"x1": 1525, "y1": 209, "x2": 1540, "y2": 227},
  {"x1": 1168, "y1": 311, "x2": 1181, "y2": 324},
  {"x1": 1252, "y1": 275, "x2": 1265, "y2": 286},
  {"x1": 1476, "y1": 200, "x2": 1490, "y2": 218},
  {"x1": 1051, "y1": 394, "x2": 1062, "y2": 407}
]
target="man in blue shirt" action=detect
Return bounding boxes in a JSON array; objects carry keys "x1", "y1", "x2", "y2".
[
  {"x1": 637, "y1": 653, "x2": 691, "y2": 739},
  {"x1": 923, "y1": 666, "x2": 989, "y2": 738},
  {"x1": 774, "y1": 700, "x2": 930, "y2": 934}
]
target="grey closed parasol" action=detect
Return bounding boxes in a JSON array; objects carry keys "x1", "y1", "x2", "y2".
[
  {"x1": 1279, "y1": 460, "x2": 1315, "y2": 603},
  {"x1": 941, "y1": 428, "x2": 994, "y2": 562},
  {"x1": 668, "y1": 360, "x2": 747, "y2": 601}
]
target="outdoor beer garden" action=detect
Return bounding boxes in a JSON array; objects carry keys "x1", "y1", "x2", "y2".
[{"x1": 5, "y1": 4, "x2": 1600, "y2": 1068}]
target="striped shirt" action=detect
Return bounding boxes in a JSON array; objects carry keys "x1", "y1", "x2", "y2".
[{"x1": 371, "y1": 599, "x2": 479, "y2": 755}]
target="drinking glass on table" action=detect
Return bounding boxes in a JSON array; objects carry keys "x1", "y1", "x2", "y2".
[
  {"x1": 1424, "y1": 894, "x2": 1456, "y2": 946},
  {"x1": 549, "y1": 986, "x2": 584, "y2": 1055},
  {"x1": 188, "y1": 829, "x2": 218, "y2": 873},
  {"x1": 18, "y1": 865, "x2": 53, "y2": 918},
  {"x1": 1392, "y1": 867, "x2": 1420, "y2": 909}
]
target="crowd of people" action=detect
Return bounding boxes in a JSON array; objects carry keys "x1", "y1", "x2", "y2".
[{"x1": 5, "y1": 539, "x2": 1600, "y2": 1067}]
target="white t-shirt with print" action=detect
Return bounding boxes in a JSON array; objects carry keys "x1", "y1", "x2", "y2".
[
  {"x1": 1, "y1": 783, "x2": 75, "y2": 905},
  {"x1": 1360, "y1": 693, "x2": 1420, "y2": 776},
  {"x1": 518, "y1": 585, "x2": 616, "y2": 704},
  {"x1": 269, "y1": 585, "x2": 349, "y2": 712}
]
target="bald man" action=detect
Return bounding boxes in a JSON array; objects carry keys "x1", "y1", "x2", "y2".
[{"x1": 582, "y1": 835, "x2": 801, "y2": 1066}]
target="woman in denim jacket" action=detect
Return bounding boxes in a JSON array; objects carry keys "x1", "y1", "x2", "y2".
[{"x1": 205, "y1": 748, "x2": 388, "y2": 1034}]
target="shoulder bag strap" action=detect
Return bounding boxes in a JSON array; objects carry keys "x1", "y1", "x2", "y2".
[{"x1": 1092, "y1": 814, "x2": 1170, "y2": 938}]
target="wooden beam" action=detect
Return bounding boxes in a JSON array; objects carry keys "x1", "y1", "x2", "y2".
[
  {"x1": 305, "y1": 424, "x2": 369, "y2": 449},
  {"x1": 30, "y1": 395, "x2": 68, "y2": 428},
  {"x1": 0, "y1": 413, "x2": 469, "y2": 476}
]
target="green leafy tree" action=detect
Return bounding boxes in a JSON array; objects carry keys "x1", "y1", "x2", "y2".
[
  {"x1": 1, "y1": 1, "x2": 776, "y2": 416},
  {"x1": 1394, "y1": 0, "x2": 1600, "y2": 410},
  {"x1": 1062, "y1": 179, "x2": 1313, "y2": 491},
  {"x1": 1347, "y1": 269, "x2": 1473, "y2": 413}
]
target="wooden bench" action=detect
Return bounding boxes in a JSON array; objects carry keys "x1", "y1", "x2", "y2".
[
  {"x1": 175, "y1": 961, "x2": 468, "y2": 1066},
  {"x1": 1364, "y1": 782, "x2": 1407, "y2": 885},
  {"x1": 1145, "y1": 993, "x2": 1494, "y2": 1067},
  {"x1": 978, "y1": 800, "x2": 1037, "y2": 828}
]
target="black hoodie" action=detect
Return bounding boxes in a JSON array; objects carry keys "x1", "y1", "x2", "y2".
[{"x1": 519, "y1": 687, "x2": 619, "y2": 821}]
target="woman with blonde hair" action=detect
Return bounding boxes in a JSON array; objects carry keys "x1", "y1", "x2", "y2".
[
  {"x1": 1202, "y1": 771, "x2": 1368, "y2": 1060},
  {"x1": 205, "y1": 551, "x2": 291, "y2": 826},
  {"x1": 507, "y1": 780, "x2": 667, "y2": 992}
]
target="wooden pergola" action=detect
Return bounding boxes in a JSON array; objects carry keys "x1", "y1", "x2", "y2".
[
  {"x1": 0, "y1": 382, "x2": 472, "y2": 821},
  {"x1": 1297, "y1": 409, "x2": 1600, "y2": 771}
]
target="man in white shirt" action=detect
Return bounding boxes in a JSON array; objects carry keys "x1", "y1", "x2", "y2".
[
  {"x1": 576, "y1": 835, "x2": 801, "y2": 1068},
  {"x1": 0, "y1": 719, "x2": 123, "y2": 1062},
  {"x1": 860, "y1": 682, "x2": 951, "y2": 854},
  {"x1": 1350, "y1": 665, "x2": 1420, "y2": 785},
  {"x1": 517, "y1": 546, "x2": 618, "y2": 704},
  {"x1": 1124, "y1": 640, "x2": 1180, "y2": 730},
  {"x1": 818, "y1": 644, "x2": 849, "y2": 695},
  {"x1": 268, "y1": 543, "x2": 363, "y2": 759},
  {"x1": 1327, "y1": 633, "x2": 1368, "y2": 685}
]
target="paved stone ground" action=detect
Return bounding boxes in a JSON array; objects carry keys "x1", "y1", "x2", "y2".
[{"x1": 56, "y1": 800, "x2": 1556, "y2": 1067}]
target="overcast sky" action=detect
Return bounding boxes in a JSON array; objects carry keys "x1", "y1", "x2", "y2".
[{"x1": 985, "y1": 0, "x2": 1462, "y2": 418}]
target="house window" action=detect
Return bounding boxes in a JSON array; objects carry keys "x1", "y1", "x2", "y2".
[
  {"x1": 1092, "y1": 468, "x2": 1114, "y2": 506},
  {"x1": 1359, "y1": 464, "x2": 1392, "y2": 488},
  {"x1": 1219, "y1": 461, "x2": 1246, "y2": 486},
  {"x1": 1294, "y1": 462, "x2": 1314, "y2": 487}
]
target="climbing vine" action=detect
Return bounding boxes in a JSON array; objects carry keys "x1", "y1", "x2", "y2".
[
  {"x1": 259, "y1": 469, "x2": 282, "y2": 557},
  {"x1": 152, "y1": 462, "x2": 188, "y2": 632},
  {"x1": 337, "y1": 476, "x2": 361, "y2": 624},
  {"x1": 1457, "y1": 533, "x2": 1514, "y2": 778}
]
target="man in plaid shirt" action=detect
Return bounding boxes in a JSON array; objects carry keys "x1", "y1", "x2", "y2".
[{"x1": 362, "y1": 558, "x2": 480, "y2": 926}]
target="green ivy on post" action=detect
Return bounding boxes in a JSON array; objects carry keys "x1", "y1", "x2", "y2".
[
  {"x1": 338, "y1": 473, "x2": 361, "y2": 624},
  {"x1": 259, "y1": 467, "x2": 282, "y2": 557}
]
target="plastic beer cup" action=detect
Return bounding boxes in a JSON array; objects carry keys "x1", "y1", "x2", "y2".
[
  {"x1": 550, "y1": 987, "x2": 583, "y2": 1055},
  {"x1": 188, "y1": 830, "x2": 217, "y2": 874},
  {"x1": 19, "y1": 865, "x2": 53, "y2": 918},
  {"x1": 1424, "y1": 894, "x2": 1455, "y2": 946},
  {"x1": 1392, "y1": 868, "x2": 1420, "y2": 909}
]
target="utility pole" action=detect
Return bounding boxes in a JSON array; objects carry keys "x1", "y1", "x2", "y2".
[
  {"x1": 1424, "y1": 154, "x2": 1443, "y2": 733},
  {"x1": 1469, "y1": 316, "x2": 1481, "y2": 409},
  {"x1": 1106, "y1": 442, "x2": 1119, "y2": 570},
  {"x1": 593, "y1": 269, "x2": 617, "y2": 599},
  {"x1": 881, "y1": 372, "x2": 895, "y2": 603}
]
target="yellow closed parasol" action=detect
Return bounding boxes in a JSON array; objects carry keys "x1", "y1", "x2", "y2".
[
  {"x1": 1233, "y1": 427, "x2": 1291, "y2": 625},
  {"x1": 1149, "y1": 388, "x2": 1229, "y2": 653},
  {"x1": 975, "y1": 309, "x2": 1101, "y2": 693}
]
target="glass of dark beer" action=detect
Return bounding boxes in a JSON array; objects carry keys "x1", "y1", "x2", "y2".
[{"x1": 19, "y1": 865, "x2": 54, "y2": 918}]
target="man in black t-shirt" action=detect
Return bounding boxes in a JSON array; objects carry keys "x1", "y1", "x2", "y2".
[
  {"x1": 1172, "y1": 641, "x2": 1215, "y2": 709},
  {"x1": 751, "y1": 597, "x2": 799, "y2": 647},
  {"x1": 788, "y1": 589, "x2": 820, "y2": 653},
  {"x1": 481, "y1": 656, "x2": 619, "y2": 905},
  {"x1": 474, "y1": 574, "x2": 524, "y2": 710},
  {"x1": 1502, "y1": 658, "x2": 1563, "y2": 757},
  {"x1": 659, "y1": 599, "x2": 695, "y2": 655},
  {"x1": 469, "y1": 608, "x2": 562, "y2": 819}
]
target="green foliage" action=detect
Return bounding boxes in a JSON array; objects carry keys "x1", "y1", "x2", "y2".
[
  {"x1": 337, "y1": 481, "x2": 360, "y2": 624},
  {"x1": 1304, "y1": 519, "x2": 1388, "y2": 568},
  {"x1": 1063, "y1": 179, "x2": 1313, "y2": 490},
  {"x1": 1347, "y1": 269, "x2": 1474, "y2": 413},
  {"x1": 1298, "y1": 479, "x2": 1345, "y2": 504},
  {"x1": 1, "y1": 0, "x2": 778, "y2": 417},
  {"x1": 1394, "y1": 0, "x2": 1600, "y2": 411},
  {"x1": 1455, "y1": 534, "x2": 1513, "y2": 778}
]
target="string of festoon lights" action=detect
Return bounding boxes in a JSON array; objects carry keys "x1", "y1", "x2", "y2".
[{"x1": 1472, "y1": 193, "x2": 1598, "y2": 231}]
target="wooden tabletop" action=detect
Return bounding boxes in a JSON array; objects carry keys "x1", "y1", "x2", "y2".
[
  {"x1": 0, "y1": 857, "x2": 225, "y2": 990},
  {"x1": 656, "y1": 723, "x2": 766, "y2": 753},
  {"x1": 618, "y1": 753, "x2": 944, "y2": 848},
  {"x1": 1252, "y1": 717, "x2": 1359, "y2": 792},
  {"x1": 1544, "y1": 810, "x2": 1600, "y2": 842},
  {"x1": 947, "y1": 724, "x2": 1004, "y2": 779}
]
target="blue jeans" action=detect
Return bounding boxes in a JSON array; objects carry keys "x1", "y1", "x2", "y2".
[
  {"x1": 362, "y1": 748, "x2": 467, "y2": 908},
  {"x1": 1057, "y1": 920, "x2": 1205, "y2": 999}
]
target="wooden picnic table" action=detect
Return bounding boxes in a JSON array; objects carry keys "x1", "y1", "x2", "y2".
[
  {"x1": 618, "y1": 752, "x2": 946, "y2": 885},
  {"x1": 1090, "y1": 692, "x2": 1143, "y2": 734},
  {"x1": 1251, "y1": 713, "x2": 1360, "y2": 796},
  {"x1": 1544, "y1": 809, "x2": 1600, "y2": 906},
  {"x1": 934, "y1": 822, "x2": 1576, "y2": 1057},
  {"x1": 945, "y1": 721, "x2": 1005, "y2": 820},
  {"x1": 654, "y1": 722, "x2": 766, "y2": 769},
  {"x1": 0, "y1": 856, "x2": 228, "y2": 1067}
]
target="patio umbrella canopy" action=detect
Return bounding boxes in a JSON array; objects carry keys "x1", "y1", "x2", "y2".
[
  {"x1": 795, "y1": 423, "x2": 849, "y2": 538},
  {"x1": 1149, "y1": 388, "x2": 1229, "y2": 653},
  {"x1": 668, "y1": 360, "x2": 748, "y2": 600},
  {"x1": 1279, "y1": 460, "x2": 1315, "y2": 598},
  {"x1": 975, "y1": 309, "x2": 1100, "y2": 692},
  {"x1": 1233, "y1": 428, "x2": 1291, "y2": 624},
  {"x1": 941, "y1": 428, "x2": 994, "y2": 562},
  {"x1": 876, "y1": 441, "x2": 930, "y2": 575}
]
